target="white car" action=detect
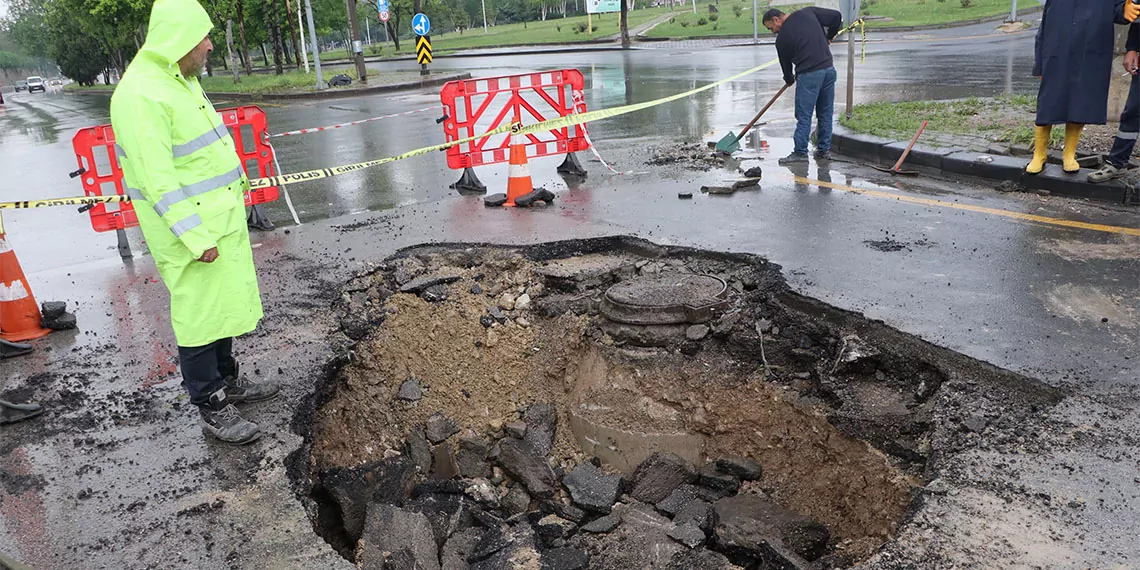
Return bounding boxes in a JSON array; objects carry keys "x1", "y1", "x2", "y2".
[{"x1": 26, "y1": 76, "x2": 45, "y2": 93}]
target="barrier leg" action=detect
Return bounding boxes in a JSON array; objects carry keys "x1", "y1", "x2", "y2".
[
  {"x1": 557, "y1": 153, "x2": 588, "y2": 178},
  {"x1": 449, "y1": 167, "x2": 488, "y2": 195},
  {"x1": 247, "y1": 204, "x2": 276, "y2": 231},
  {"x1": 116, "y1": 229, "x2": 133, "y2": 259}
]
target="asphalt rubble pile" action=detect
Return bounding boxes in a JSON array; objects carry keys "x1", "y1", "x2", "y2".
[{"x1": 293, "y1": 237, "x2": 1063, "y2": 570}]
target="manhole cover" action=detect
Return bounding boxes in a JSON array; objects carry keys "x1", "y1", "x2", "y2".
[{"x1": 601, "y1": 273, "x2": 729, "y2": 325}]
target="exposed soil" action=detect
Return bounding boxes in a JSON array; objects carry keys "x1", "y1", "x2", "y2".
[{"x1": 293, "y1": 237, "x2": 1063, "y2": 569}]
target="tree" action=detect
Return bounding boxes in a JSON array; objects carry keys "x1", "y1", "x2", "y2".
[
  {"x1": 619, "y1": 0, "x2": 629, "y2": 48},
  {"x1": 47, "y1": 11, "x2": 111, "y2": 84}
]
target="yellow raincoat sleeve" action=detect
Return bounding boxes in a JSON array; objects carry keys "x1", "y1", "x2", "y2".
[{"x1": 116, "y1": 96, "x2": 219, "y2": 260}]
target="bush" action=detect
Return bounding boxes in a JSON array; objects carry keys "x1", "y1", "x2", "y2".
[
  {"x1": 592, "y1": 24, "x2": 598, "y2": 32},
  {"x1": 712, "y1": 23, "x2": 718, "y2": 30},
  {"x1": 709, "y1": 13, "x2": 718, "y2": 21},
  {"x1": 960, "y1": 0, "x2": 972, "y2": 6},
  {"x1": 708, "y1": 4, "x2": 717, "y2": 12},
  {"x1": 697, "y1": 17, "x2": 708, "y2": 25},
  {"x1": 670, "y1": 17, "x2": 676, "y2": 23},
  {"x1": 575, "y1": 22, "x2": 588, "y2": 32},
  {"x1": 732, "y1": 5, "x2": 743, "y2": 18},
  {"x1": 556, "y1": 25, "x2": 561, "y2": 31},
  {"x1": 680, "y1": 20, "x2": 690, "y2": 27},
  {"x1": 368, "y1": 45, "x2": 381, "y2": 55}
]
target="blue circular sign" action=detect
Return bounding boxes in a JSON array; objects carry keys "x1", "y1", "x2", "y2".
[{"x1": 412, "y1": 13, "x2": 431, "y2": 36}]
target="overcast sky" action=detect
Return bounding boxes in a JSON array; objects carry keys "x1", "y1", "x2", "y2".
[{"x1": 0, "y1": 1, "x2": 9, "y2": 20}]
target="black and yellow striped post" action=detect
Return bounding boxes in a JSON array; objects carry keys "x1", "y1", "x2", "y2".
[{"x1": 416, "y1": 35, "x2": 432, "y2": 76}]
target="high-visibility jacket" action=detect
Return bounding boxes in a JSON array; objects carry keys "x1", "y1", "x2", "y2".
[{"x1": 110, "y1": 0, "x2": 262, "y2": 348}]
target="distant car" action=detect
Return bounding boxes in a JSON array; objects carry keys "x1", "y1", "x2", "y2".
[
  {"x1": 50, "y1": 78, "x2": 62, "y2": 87},
  {"x1": 26, "y1": 77, "x2": 45, "y2": 93},
  {"x1": 15, "y1": 81, "x2": 28, "y2": 92}
]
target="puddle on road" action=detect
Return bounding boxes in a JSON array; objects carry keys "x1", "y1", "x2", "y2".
[{"x1": 287, "y1": 236, "x2": 1060, "y2": 569}]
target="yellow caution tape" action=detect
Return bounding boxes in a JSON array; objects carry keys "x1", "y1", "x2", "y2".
[{"x1": 0, "y1": 22, "x2": 869, "y2": 207}]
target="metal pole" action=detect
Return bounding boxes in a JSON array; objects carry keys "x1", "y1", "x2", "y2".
[
  {"x1": 752, "y1": 0, "x2": 757, "y2": 44},
  {"x1": 845, "y1": 29, "x2": 854, "y2": 119},
  {"x1": 482, "y1": 0, "x2": 489, "y2": 32},
  {"x1": 304, "y1": 0, "x2": 324, "y2": 89},
  {"x1": 1008, "y1": 0, "x2": 1017, "y2": 22},
  {"x1": 297, "y1": 3, "x2": 310, "y2": 72},
  {"x1": 691, "y1": 0, "x2": 696, "y2": 14},
  {"x1": 346, "y1": 0, "x2": 367, "y2": 83}
]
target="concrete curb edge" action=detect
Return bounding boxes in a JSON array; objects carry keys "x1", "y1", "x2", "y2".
[{"x1": 831, "y1": 125, "x2": 1137, "y2": 206}]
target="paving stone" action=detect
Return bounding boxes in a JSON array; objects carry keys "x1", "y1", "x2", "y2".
[
  {"x1": 358, "y1": 503, "x2": 441, "y2": 570},
  {"x1": 496, "y1": 439, "x2": 557, "y2": 499},
  {"x1": 656, "y1": 484, "x2": 701, "y2": 517},
  {"x1": 580, "y1": 511, "x2": 622, "y2": 533},
  {"x1": 425, "y1": 412, "x2": 461, "y2": 444},
  {"x1": 667, "y1": 522, "x2": 707, "y2": 548},
  {"x1": 714, "y1": 494, "x2": 830, "y2": 562},
  {"x1": 406, "y1": 427, "x2": 433, "y2": 474},
  {"x1": 631, "y1": 453, "x2": 698, "y2": 504},
  {"x1": 715, "y1": 456, "x2": 763, "y2": 481},
  {"x1": 541, "y1": 546, "x2": 590, "y2": 570},
  {"x1": 562, "y1": 462, "x2": 621, "y2": 514}
]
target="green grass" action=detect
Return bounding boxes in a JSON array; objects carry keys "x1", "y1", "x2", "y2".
[
  {"x1": 840, "y1": 96, "x2": 1066, "y2": 147},
  {"x1": 319, "y1": 6, "x2": 682, "y2": 60},
  {"x1": 65, "y1": 66, "x2": 431, "y2": 95},
  {"x1": 859, "y1": 0, "x2": 1023, "y2": 28},
  {"x1": 645, "y1": 0, "x2": 791, "y2": 38}
]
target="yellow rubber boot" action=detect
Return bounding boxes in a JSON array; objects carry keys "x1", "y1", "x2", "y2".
[
  {"x1": 1025, "y1": 125, "x2": 1051, "y2": 175},
  {"x1": 1062, "y1": 123, "x2": 1083, "y2": 173}
]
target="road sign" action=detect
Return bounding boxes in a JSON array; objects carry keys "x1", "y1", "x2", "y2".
[
  {"x1": 587, "y1": 0, "x2": 619, "y2": 14},
  {"x1": 377, "y1": 0, "x2": 387, "y2": 11},
  {"x1": 416, "y1": 35, "x2": 433, "y2": 64},
  {"x1": 412, "y1": 13, "x2": 431, "y2": 35},
  {"x1": 379, "y1": 10, "x2": 389, "y2": 21}
]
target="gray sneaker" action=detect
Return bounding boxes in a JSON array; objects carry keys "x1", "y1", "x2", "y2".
[
  {"x1": 1087, "y1": 162, "x2": 1126, "y2": 184},
  {"x1": 199, "y1": 389, "x2": 261, "y2": 445},
  {"x1": 223, "y1": 375, "x2": 280, "y2": 404},
  {"x1": 778, "y1": 152, "x2": 809, "y2": 165}
]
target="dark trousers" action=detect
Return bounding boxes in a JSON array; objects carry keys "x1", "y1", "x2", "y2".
[
  {"x1": 178, "y1": 337, "x2": 236, "y2": 407},
  {"x1": 1108, "y1": 73, "x2": 1139, "y2": 168}
]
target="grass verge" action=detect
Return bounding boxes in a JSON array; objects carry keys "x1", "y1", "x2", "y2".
[
  {"x1": 839, "y1": 95, "x2": 1065, "y2": 148},
  {"x1": 65, "y1": 66, "x2": 435, "y2": 95}
]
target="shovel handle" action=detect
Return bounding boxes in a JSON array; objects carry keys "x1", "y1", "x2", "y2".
[
  {"x1": 892, "y1": 120, "x2": 928, "y2": 172},
  {"x1": 738, "y1": 84, "x2": 791, "y2": 141}
]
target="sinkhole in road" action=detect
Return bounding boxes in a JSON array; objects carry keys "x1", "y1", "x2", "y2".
[{"x1": 288, "y1": 236, "x2": 1057, "y2": 569}]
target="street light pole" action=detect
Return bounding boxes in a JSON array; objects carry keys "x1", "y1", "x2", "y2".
[
  {"x1": 304, "y1": 0, "x2": 324, "y2": 89},
  {"x1": 752, "y1": 0, "x2": 757, "y2": 44},
  {"x1": 297, "y1": 2, "x2": 310, "y2": 72},
  {"x1": 482, "y1": 0, "x2": 488, "y2": 32},
  {"x1": 1007, "y1": 0, "x2": 1017, "y2": 22}
]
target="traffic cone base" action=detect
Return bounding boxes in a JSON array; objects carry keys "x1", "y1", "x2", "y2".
[{"x1": 0, "y1": 235, "x2": 51, "y2": 342}]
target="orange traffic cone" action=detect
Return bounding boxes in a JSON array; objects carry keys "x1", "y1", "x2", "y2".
[
  {"x1": 505, "y1": 130, "x2": 534, "y2": 208},
  {"x1": 0, "y1": 232, "x2": 51, "y2": 342}
]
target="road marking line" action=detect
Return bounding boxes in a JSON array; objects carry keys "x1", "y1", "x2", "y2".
[{"x1": 785, "y1": 175, "x2": 1140, "y2": 236}]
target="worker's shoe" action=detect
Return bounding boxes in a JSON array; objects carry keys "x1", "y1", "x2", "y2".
[
  {"x1": 1025, "y1": 125, "x2": 1051, "y2": 175},
  {"x1": 223, "y1": 373, "x2": 280, "y2": 405},
  {"x1": 0, "y1": 400, "x2": 43, "y2": 425},
  {"x1": 1087, "y1": 162, "x2": 1127, "y2": 184},
  {"x1": 1062, "y1": 123, "x2": 1083, "y2": 173},
  {"x1": 778, "y1": 152, "x2": 809, "y2": 165},
  {"x1": 199, "y1": 389, "x2": 261, "y2": 445},
  {"x1": 813, "y1": 150, "x2": 832, "y2": 161},
  {"x1": 0, "y1": 339, "x2": 33, "y2": 359}
]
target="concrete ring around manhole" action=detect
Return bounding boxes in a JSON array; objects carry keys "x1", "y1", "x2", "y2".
[{"x1": 601, "y1": 273, "x2": 729, "y2": 325}]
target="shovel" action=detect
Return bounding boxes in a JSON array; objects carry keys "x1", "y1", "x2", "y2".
[
  {"x1": 716, "y1": 84, "x2": 791, "y2": 154},
  {"x1": 871, "y1": 121, "x2": 927, "y2": 176}
]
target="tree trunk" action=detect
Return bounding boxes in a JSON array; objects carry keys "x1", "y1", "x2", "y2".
[
  {"x1": 620, "y1": 0, "x2": 630, "y2": 48},
  {"x1": 227, "y1": 19, "x2": 241, "y2": 83},
  {"x1": 261, "y1": 43, "x2": 270, "y2": 67},
  {"x1": 237, "y1": 1, "x2": 253, "y2": 74},
  {"x1": 386, "y1": 20, "x2": 401, "y2": 51},
  {"x1": 270, "y1": 0, "x2": 285, "y2": 73},
  {"x1": 285, "y1": 0, "x2": 303, "y2": 69}
]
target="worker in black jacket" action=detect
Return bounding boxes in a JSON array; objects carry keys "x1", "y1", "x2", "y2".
[
  {"x1": 764, "y1": 6, "x2": 843, "y2": 164},
  {"x1": 1089, "y1": 20, "x2": 1139, "y2": 183}
]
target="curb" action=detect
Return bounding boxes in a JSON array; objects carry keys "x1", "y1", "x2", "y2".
[
  {"x1": 66, "y1": 73, "x2": 472, "y2": 101},
  {"x1": 831, "y1": 126, "x2": 1137, "y2": 206}
]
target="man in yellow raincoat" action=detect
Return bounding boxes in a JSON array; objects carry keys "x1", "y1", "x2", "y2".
[{"x1": 111, "y1": 0, "x2": 277, "y2": 445}]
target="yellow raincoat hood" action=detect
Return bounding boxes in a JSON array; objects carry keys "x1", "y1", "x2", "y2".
[{"x1": 140, "y1": 0, "x2": 214, "y2": 65}]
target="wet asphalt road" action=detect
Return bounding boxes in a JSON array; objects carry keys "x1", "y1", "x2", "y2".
[{"x1": 0, "y1": 22, "x2": 1138, "y2": 569}]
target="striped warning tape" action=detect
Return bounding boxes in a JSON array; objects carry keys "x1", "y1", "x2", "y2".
[
  {"x1": 269, "y1": 106, "x2": 436, "y2": 138},
  {"x1": 0, "y1": 20, "x2": 868, "y2": 209}
]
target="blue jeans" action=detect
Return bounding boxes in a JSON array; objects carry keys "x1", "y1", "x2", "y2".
[{"x1": 793, "y1": 67, "x2": 837, "y2": 154}]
